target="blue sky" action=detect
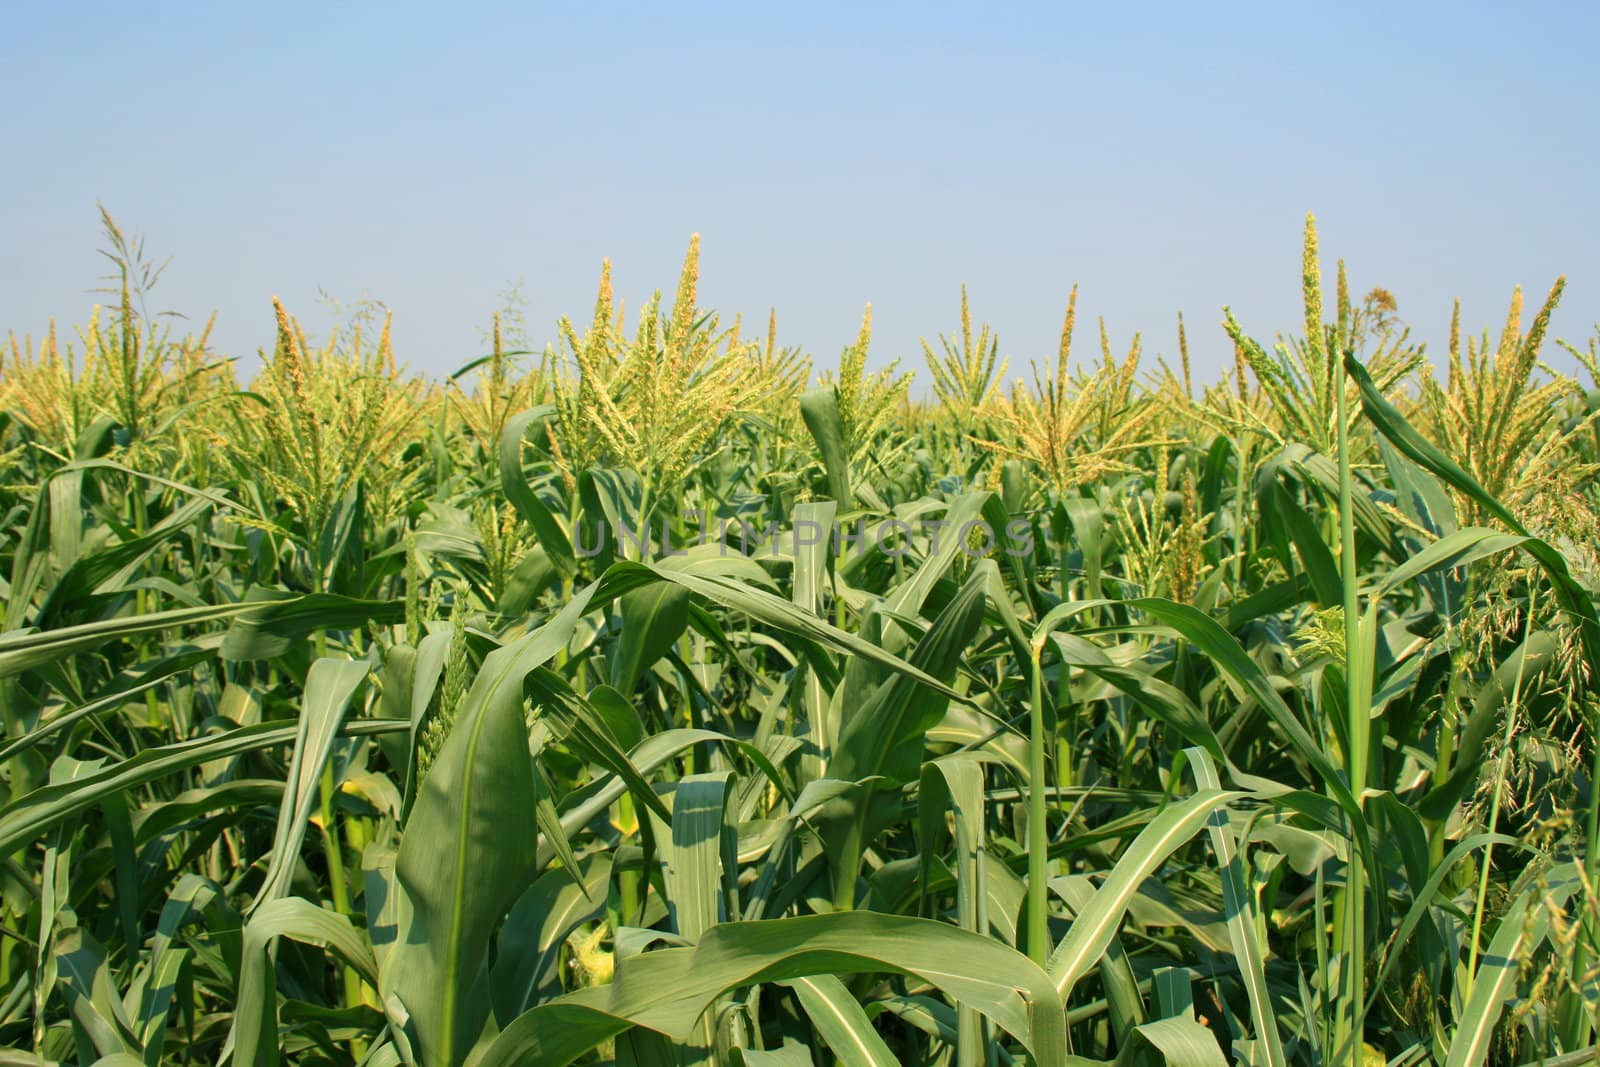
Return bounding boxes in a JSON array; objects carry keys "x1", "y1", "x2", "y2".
[{"x1": 3, "y1": 2, "x2": 1597, "y2": 384}]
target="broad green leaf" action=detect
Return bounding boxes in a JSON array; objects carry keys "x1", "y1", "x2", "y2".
[
  {"x1": 1045, "y1": 789, "x2": 1240, "y2": 998},
  {"x1": 1115, "y1": 1013, "x2": 1229, "y2": 1067},
  {"x1": 0, "y1": 649, "x2": 210, "y2": 763},
  {"x1": 381, "y1": 633, "x2": 546, "y2": 1067},
  {"x1": 227, "y1": 898, "x2": 380, "y2": 1067},
  {"x1": 918, "y1": 753, "x2": 989, "y2": 1065},
  {"x1": 491, "y1": 855, "x2": 614, "y2": 1022},
  {"x1": 479, "y1": 913, "x2": 1069, "y2": 1067},
  {"x1": 220, "y1": 591, "x2": 404, "y2": 661},
  {"x1": 799, "y1": 388, "x2": 852, "y2": 504},
  {"x1": 1186, "y1": 749, "x2": 1285, "y2": 1067},
  {"x1": 1052, "y1": 876, "x2": 1145, "y2": 1052},
  {"x1": 0, "y1": 719, "x2": 405, "y2": 854},
  {"x1": 783, "y1": 975, "x2": 898, "y2": 1067},
  {"x1": 611, "y1": 581, "x2": 690, "y2": 694},
  {"x1": 0, "y1": 602, "x2": 252, "y2": 679},
  {"x1": 251, "y1": 656, "x2": 370, "y2": 909},
  {"x1": 35, "y1": 496, "x2": 214, "y2": 628},
  {"x1": 500, "y1": 407, "x2": 577, "y2": 578}
]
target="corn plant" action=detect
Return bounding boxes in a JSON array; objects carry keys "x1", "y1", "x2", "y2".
[{"x1": 1, "y1": 216, "x2": 1597, "y2": 1067}]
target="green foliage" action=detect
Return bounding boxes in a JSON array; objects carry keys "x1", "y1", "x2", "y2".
[{"x1": 2, "y1": 217, "x2": 1599, "y2": 1066}]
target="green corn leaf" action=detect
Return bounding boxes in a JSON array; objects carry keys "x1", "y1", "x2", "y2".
[
  {"x1": 478, "y1": 912, "x2": 1070, "y2": 1067},
  {"x1": 783, "y1": 975, "x2": 898, "y2": 1067},
  {"x1": 660, "y1": 772, "x2": 735, "y2": 942},
  {"x1": 918, "y1": 753, "x2": 990, "y2": 1065},
  {"x1": 227, "y1": 898, "x2": 380, "y2": 1067},
  {"x1": 500, "y1": 407, "x2": 577, "y2": 579},
  {"x1": 220, "y1": 591, "x2": 404, "y2": 661},
  {"x1": 381, "y1": 633, "x2": 547, "y2": 1067},
  {"x1": 251, "y1": 656, "x2": 370, "y2": 909},
  {"x1": 800, "y1": 388, "x2": 852, "y2": 505},
  {"x1": 1186, "y1": 748, "x2": 1286, "y2": 1067},
  {"x1": 0, "y1": 648, "x2": 210, "y2": 764},
  {"x1": 1051, "y1": 876, "x2": 1145, "y2": 1052},
  {"x1": 491, "y1": 855, "x2": 614, "y2": 1022},
  {"x1": 1114, "y1": 1013, "x2": 1229, "y2": 1067},
  {"x1": 1045, "y1": 789, "x2": 1240, "y2": 999},
  {"x1": 0, "y1": 719, "x2": 405, "y2": 854},
  {"x1": 610, "y1": 581, "x2": 690, "y2": 694},
  {"x1": 0, "y1": 602, "x2": 253, "y2": 679}
]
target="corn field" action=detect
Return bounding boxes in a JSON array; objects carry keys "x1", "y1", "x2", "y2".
[{"x1": 3, "y1": 210, "x2": 1600, "y2": 1066}]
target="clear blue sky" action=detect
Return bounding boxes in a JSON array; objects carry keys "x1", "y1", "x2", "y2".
[{"x1": 4, "y1": 2, "x2": 1597, "y2": 384}]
